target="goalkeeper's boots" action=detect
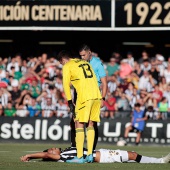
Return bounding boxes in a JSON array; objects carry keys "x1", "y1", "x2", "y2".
[{"x1": 86, "y1": 154, "x2": 94, "y2": 163}]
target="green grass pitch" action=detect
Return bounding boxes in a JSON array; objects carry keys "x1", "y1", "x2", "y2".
[{"x1": 0, "y1": 143, "x2": 170, "y2": 170}]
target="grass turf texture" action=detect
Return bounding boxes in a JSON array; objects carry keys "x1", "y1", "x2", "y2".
[{"x1": 0, "y1": 143, "x2": 170, "y2": 170}]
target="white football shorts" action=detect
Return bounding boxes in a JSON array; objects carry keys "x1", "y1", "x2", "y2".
[{"x1": 99, "y1": 149, "x2": 128, "y2": 163}]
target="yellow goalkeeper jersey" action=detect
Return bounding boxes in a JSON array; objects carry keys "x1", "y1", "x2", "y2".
[{"x1": 63, "y1": 58, "x2": 102, "y2": 104}]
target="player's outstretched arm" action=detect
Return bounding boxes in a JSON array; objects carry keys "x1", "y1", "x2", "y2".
[{"x1": 20, "y1": 152, "x2": 61, "y2": 162}]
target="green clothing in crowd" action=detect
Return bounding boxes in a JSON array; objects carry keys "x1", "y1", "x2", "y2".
[
  {"x1": 21, "y1": 83, "x2": 30, "y2": 90},
  {"x1": 4, "y1": 108, "x2": 16, "y2": 116},
  {"x1": 14, "y1": 71, "x2": 23, "y2": 80}
]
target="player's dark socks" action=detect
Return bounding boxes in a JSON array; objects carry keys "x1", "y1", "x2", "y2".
[
  {"x1": 93, "y1": 122, "x2": 98, "y2": 150},
  {"x1": 70, "y1": 116, "x2": 76, "y2": 147},
  {"x1": 135, "y1": 154, "x2": 142, "y2": 163},
  {"x1": 71, "y1": 129, "x2": 76, "y2": 147}
]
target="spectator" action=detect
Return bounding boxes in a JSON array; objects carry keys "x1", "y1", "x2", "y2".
[
  {"x1": 53, "y1": 67, "x2": 62, "y2": 78},
  {"x1": 125, "y1": 82, "x2": 135, "y2": 99},
  {"x1": 6, "y1": 57, "x2": 19, "y2": 73},
  {"x1": 140, "y1": 91, "x2": 154, "y2": 109},
  {"x1": 133, "y1": 62, "x2": 143, "y2": 78},
  {"x1": 36, "y1": 91, "x2": 48, "y2": 106},
  {"x1": 13, "y1": 68, "x2": 23, "y2": 81},
  {"x1": 41, "y1": 95, "x2": 56, "y2": 117},
  {"x1": 118, "y1": 78, "x2": 129, "y2": 93},
  {"x1": 136, "y1": 95, "x2": 148, "y2": 112},
  {"x1": 27, "y1": 98, "x2": 41, "y2": 117},
  {"x1": 106, "y1": 57, "x2": 119, "y2": 78},
  {"x1": 15, "y1": 53, "x2": 22, "y2": 67},
  {"x1": 159, "y1": 76, "x2": 168, "y2": 92},
  {"x1": 56, "y1": 98, "x2": 69, "y2": 118},
  {"x1": 1, "y1": 58, "x2": 8, "y2": 70},
  {"x1": 119, "y1": 59, "x2": 133, "y2": 81},
  {"x1": 31, "y1": 56, "x2": 45, "y2": 75},
  {"x1": 103, "y1": 93, "x2": 116, "y2": 119},
  {"x1": 29, "y1": 78, "x2": 41, "y2": 99},
  {"x1": 27, "y1": 56, "x2": 37, "y2": 68},
  {"x1": 107, "y1": 74, "x2": 120, "y2": 94},
  {"x1": 156, "y1": 54, "x2": 166, "y2": 76},
  {"x1": 138, "y1": 71, "x2": 154, "y2": 92},
  {"x1": 46, "y1": 85, "x2": 58, "y2": 105},
  {"x1": 54, "y1": 76, "x2": 64, "y2": 92},
  {"x1": 152, "y1": 84, "x2": 163, "y2": 107},
  {"x1": 9, "y1": 79, "x2": 23, "y2": 107},
  {"x1": 0, "y1": 65, "x2": 6, "y2": 80},
  {"x1": 163, "y1": 84, "x2": 170, "y2": 113},
  {"x1": 21, "y1": 59, "x2": 28, "y2": 75},
  {"x1": 41, "y1": 77, "x2": 53, "y2": 91},
  {"x1": 127, "y1": 72, "x2": 139, "y2": 90},
  {"x1": 112, "y1": 51, "x2": 122, "y2": 64},
  {"x1": 20, "y1": 78, "x2": 31, "y2": 91},
  {"x1": 140, "y1": 59, "x2": 151, "y2": 71},
  {"x1": 41, "y1": 53, "x2": 48, "y2": 65},
  {"x1": 0, "y1": 88, "x2": 9, "y2": 108},
  {"x1": 16, "y1": 103, "x2": 29, "y2": 117},
  {"x1": 149, "y1": 59, "x2": 160, "y2": 84},
  {"x1": 8, "y1": 66, "x2": 15, "y2": 77},
  {"x1": 44, "y1": 59, "x2": 56, "y2": 80},
  {"x1": 145, "y1": 106, "x2": 159, "y2": 120},
  {"x1": 115, "y1": 93, "x2": 131, "y2": 112},
  {"x1": 158, "y1": 97, "x2": 168, "y2": 120},
  {"x1": 162, "y1": 64, "x2": 170, "y2": 84},
  {"x1": 1, "y1": 71, "x2": 10, "y2": 84},
  {"x1": 126, "y1": 88, "x2": 140, "y2": 109},
  {"x1": 126, "y1": 51, "x2": 135, "y2": 67},
  {"x1": 4, "y1": 101, "x2": 16, "y2": 117},
  {"x1": 138, "y1": 50, "x2": 149, "y2": 64},
  {"x1": 55, "y1": 89, "x2": 65, "y2": 103},
  {"x1": 165, "y1": 55, "x2": 170, "y2": 67},
  {"x1": 112, "y1": 88, "x2": 121, "y2": 101},
  {"x1": 16, "y1": 92, "x2": 32, "y2": 109}
]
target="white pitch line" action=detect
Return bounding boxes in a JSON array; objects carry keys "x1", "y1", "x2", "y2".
[
  {"x1": 0, "y1": 151, "x2": 10, "y2": 152},
  {"x1": 23, "y1": 151, "x2": 42, "y2": 152}
]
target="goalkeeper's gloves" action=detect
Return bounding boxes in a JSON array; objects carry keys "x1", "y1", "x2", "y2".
[{"x1": 68, "y1": 100, "x2": 76, "y2": 118}]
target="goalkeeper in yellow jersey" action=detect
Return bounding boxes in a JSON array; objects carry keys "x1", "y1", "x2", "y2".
[{"x1": 57, "y1": 50, "x2": 102, "y2": 163}]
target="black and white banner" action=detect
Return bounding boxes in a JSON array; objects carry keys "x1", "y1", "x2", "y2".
[
  {"x1": 0, "y1": 117, "x2": 170, "y2": 145},
  {"x1": 0, "y1": 0, "x2": 170, "y2": 30},
  {"x1": 0, "y1": 0, "x2": 111, "y2": 28}
]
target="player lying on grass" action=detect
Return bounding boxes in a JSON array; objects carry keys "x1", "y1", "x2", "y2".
[{"x1": 20, "y1": 146, "x2": 170, "y2": 164}]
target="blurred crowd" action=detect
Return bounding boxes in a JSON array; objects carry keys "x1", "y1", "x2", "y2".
[
  {"x1": 0, "y1": 50, "x2": 170, "y2": 120},
  {"x1": 0, "y1": 53, "x2": 69, "y2": 118}
]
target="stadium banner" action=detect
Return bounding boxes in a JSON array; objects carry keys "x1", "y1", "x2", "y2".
[
  {"x1": 0, "y1": 0, "x2": 111, "y2": 29},
  {"x1": 115, "y1": 0, "x2": 170, "y2": 30},
  {"x1": 0, "y1": 117, "x2": 170, "y2": 145},
  {"x1": 0, "y1": 0, "x2": 169, "y2": 30}
]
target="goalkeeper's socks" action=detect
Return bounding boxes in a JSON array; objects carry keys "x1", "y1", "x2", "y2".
[
  {"x1": 76, "y1": 128, "x2": 84, "y2": 158},
  {"x1": 86, "y1": 126, "x2": 95, "y2": 155}
]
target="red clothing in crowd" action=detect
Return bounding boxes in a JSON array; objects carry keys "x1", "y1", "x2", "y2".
[
  {"x1": 104, "y1": 96, "x2": 116, "y2": 111},
  {"x1": 152, "y1": 89, "x2": 163, "y2": 103}
]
